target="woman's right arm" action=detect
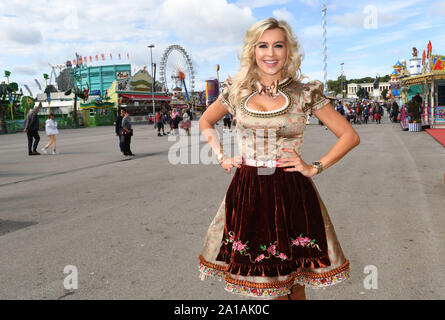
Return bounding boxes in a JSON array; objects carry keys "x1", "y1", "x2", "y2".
[{"x1": 199, "y1": 100, "x2": 241, "y2": 173}]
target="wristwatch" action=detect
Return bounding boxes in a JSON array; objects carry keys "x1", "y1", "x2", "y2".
[{"x1": 311, "y1": 161, "x2": 323, "y2": 175}]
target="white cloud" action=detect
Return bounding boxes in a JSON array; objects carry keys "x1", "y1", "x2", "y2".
[
  {"x1": 12, "y1": 66, "x2": 39, "y2": 76},
  {"x1": 236, "y1": 0, "x2": 289, "y2": 9},
  {"x1": 299, "y1": 0, "x2": 321, "y2": 8},
  {"x1": 273, "y1": 8, "x2": 296, "y2": 24},
  {"x1": 156, "y1": 0, "x2": 255, "y2": 45},
  {"x1": 0, "y1": 16, "x2": 43, "y2": 45},
  {"x1": 430, "y1": 0, "x2": 445, "y2": 16},
  {"x1": 347, "y1": 32, "x2": 406, "y2": 52},
  {"x1": 332, "y1": 10, "x2": 399, "y2": 29}
]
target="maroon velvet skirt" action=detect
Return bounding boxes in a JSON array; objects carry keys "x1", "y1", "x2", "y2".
[{"x1": 215, "y1": 164, "x2": 331, "y2": 278}]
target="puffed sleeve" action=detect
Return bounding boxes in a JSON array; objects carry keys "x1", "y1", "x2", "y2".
[
  {"x1": 217, "y1": 80, "x2": 236, "y2": 117},
  {"x1": 302, "y1": 80, "x2": 335, "y2": 114}
]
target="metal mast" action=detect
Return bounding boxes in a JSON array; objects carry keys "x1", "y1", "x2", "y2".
[{"x1": 322, "y1": 4, "x2": 328, "y2": 94}]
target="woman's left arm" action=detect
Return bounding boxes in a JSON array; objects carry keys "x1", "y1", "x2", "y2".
[
  {"x1": 280, "y1": 103, "x2": 360, "y2": 177},
  {"x1": 312, "y1": 103, "x2": 360, "y2": 171}
]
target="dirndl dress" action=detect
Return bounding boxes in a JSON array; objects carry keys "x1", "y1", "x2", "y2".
[{"x1": 198, "y1": 79, "x2": 350, "y2": 299}]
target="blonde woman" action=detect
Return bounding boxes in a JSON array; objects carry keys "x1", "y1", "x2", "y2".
[
  {"x1": 41, "y1": 114, "x2": 59, "y2": 155},
  {"x1": 198, "y1": 18, "x2": 360, "y2": 300},
  {"x1": 181, "y1": 108, "x2": 191, "y2": 136}
]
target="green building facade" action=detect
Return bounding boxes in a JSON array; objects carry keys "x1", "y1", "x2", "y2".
[{"x1": 79, "y1": 64, "x2": 131, "y2": 96}]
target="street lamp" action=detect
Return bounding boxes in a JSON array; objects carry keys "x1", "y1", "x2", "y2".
[
  {"x1": 148, "y1": 44, "x2": 156, "y2": 128},
  {"x1": 340, "y1": 62, "x2": 345, "y2": 98}
]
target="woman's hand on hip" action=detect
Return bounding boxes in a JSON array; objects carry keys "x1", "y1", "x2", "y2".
[
  {"x1": 220, "y1": 155, "x2": 242, "y2": 174},
  {"x1": 277, "y1": 148, "x2": 318, "y2": 178}
]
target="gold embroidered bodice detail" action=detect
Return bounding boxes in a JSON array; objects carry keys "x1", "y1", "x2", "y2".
[{"x1": 240, "y1": 78, "x2": 294, "y2": 118}]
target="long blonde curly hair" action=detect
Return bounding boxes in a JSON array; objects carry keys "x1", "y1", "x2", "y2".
[{"x1": 228, "y1": 18, "x2": 305, "y2": 106}]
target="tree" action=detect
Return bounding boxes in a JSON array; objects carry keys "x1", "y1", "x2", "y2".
[
  {"x1": 381, "y1": 88, "x2": 388, "y2": 101},
  {"x1": 0, "y1": 82, "x2": 22, "y2": 133},
  {"x1": 56, "y1": 68, "x2": 74, "y2": 92},
  {"x1": 0, "y1": 83, "x2": 8, "y2": 133},
  {"x1": 357, "y1": 87, "x2": 369, "y2": 99},
  {"x1": 407, "y1": 100, "x2": 422, "y2": 123}
]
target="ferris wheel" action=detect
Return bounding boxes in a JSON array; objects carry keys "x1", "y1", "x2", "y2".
[{"x1": 159, "y1": 45, "x2": 195, "y2": 101}]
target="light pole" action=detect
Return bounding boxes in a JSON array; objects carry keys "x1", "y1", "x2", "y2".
[
  {"x1": 340, "y1": 62, "x2": 344, "y2": 98},
  {"x1": 322, "y1": 4, "x2": 328, "y2": 95},
  {"x1": 148, "y1": 44, "x2": 156, "y2": 128}
]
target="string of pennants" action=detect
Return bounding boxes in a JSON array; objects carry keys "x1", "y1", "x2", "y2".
[{"x1": 70, "y1": 53, "x2": 130, "y2": 65}]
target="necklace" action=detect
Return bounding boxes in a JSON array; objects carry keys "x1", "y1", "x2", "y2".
[{"x1": 256, "y1": 79, "x2": 280, "y2": 98}]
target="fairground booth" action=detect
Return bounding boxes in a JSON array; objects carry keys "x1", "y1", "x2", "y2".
[
  {"x1": 107, "y1": 68, "x2": 172, "y2": 123},
  {"x1": 401, "y1": 42, "x2": 445, "y2": 129}
]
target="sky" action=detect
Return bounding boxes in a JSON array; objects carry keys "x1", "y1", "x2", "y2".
[{"x1": 1, "y1": 0, "x2": 445, "y2": 96}]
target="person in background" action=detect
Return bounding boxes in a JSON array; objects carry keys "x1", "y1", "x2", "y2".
[
  {"x1": 122, "y1": 110, "x2": 134, "y2": 156},
  {"x1": 186, "y1": 107, "x2": 193, "y2": 121},
  {"x1": 363, "y1": 106, "x2": 370, "y2": 124},
  {"x1": 374, "y1": 103, "x2": 382, "y2": 124},
  {"x1": 115, "y1": 108, "x2": 125, "y2": 155},
  {"x1": 156, "y1": 111, "x2": 166, "y2": 136},
  {"x1": 24, "y1": 105, "x2": 41, "y2": 156},
  {"x1": 167, "y1": 110, "x2": 173, "y2": 135},
  {"x1": 413, "y1": 93, "x2": 422, "y2": 105},
  {"x1": 223, "y1": 112, "x2": 233, "y2": 132},
  {"x1": 41, "y1": 113, "x2": 59, "y2": 154},
  {"x1": 391, "y1": 102, "x2": 400, "y2": 123},
  {"x1": 181, "y1": 108, "x2": 191, "y2": 136},
  {"x1": 171, "y1": 108, "x2": 181, "y2": 136}
]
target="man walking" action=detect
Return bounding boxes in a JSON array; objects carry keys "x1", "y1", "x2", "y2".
[
  {"x1": 122, "y1": 110, "x2": 134, "y2": 156},
  {"x1": 24, "y1": 105, "x2": 41, "y2": 155}
]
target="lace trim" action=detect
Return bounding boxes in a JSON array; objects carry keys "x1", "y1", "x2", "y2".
[
  {"x1": 199, "y1": 254, "x2": 350, "y2": 297},
  {"x1": 199, "y1": 255, "x2": 350, "y2": 296}
]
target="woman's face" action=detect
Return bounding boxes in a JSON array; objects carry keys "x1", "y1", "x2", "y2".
[{"x1": 254, "y1": 28, "x2": 287, "y2": 80}]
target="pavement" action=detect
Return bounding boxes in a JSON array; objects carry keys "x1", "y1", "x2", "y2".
[{"x1": 0, "y1": 117, "x2": 444, "y2": 300}]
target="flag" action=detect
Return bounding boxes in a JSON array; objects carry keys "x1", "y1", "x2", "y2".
[
  {"x1": 127, "y1": 53, "x2": 130, "y2": 60},
  {"x1": 84, "y1": 57, "x2": 87, "y2": 64},
  {"x1": 90, "y1": 56, "x2": 93, "y2": 62},
  {"x1": 73, "y1": 59, "x2": 77, "y2": 65},
  {"x1": 422, "y1": 50, "x2": 426, "y2": 65},
  {"x1": 110, "y1": 53, "x2": 113, "y2": 60},
  {"x1": 101, "y1": 53, "x2": 105, "y2": 61},
  {"x1": 95, "y1": 55, "x2": 99, "y2": 61},
  {"x1": 79, "y1": 56, "x2": 83, "y2": 64},
  {"x1": 427, "y1": 41, "x2": 432, "y2": 57},
  {"x1": 118, "y1": 53, "x2": 121, "y2": 60}
]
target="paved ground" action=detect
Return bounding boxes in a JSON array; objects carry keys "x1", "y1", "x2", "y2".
[{"x1": 0, "y1": 117, "x2": 444, "y2": 300}]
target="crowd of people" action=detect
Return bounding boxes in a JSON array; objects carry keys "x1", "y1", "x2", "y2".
[
  {"x1": 156, "y1": 107, "x2": 193, "y2": 136},
  {"x1": 332, "y1": 100, "x2": 401, "y2": 125}
]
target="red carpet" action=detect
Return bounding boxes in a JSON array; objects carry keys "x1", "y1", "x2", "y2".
[{"x1": 426, "y1": 129, "x2": 445, "y2": 147}]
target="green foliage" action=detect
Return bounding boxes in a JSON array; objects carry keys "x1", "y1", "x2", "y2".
[
  {"x1": 357, "y1": 88, "x2": 369, "y2": 99},
  {"x1": 4, "y1": 70, "x2": 11, "y2": 77},
  {"x1": 381, "y1": 88, "x2": 388, "y2": 100},
  {"x1": 21, "y1": 96, "x2": 35, "y2": 109},
  {"x1": 10, "y1": 82, "x2": 18, "y2": 92},
  {"x1": 407, "y1": 100, "x2": 421, "y2": 122}
]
